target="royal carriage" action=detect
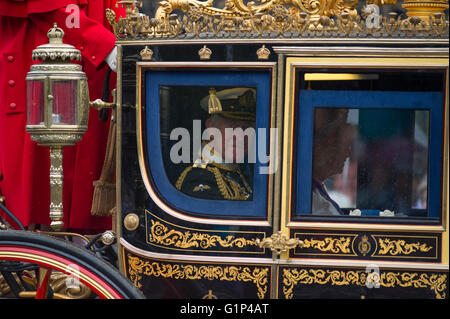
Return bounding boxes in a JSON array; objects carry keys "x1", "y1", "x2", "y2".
[{"x1": 1, "y1": 0, "x2": 449, "y2": 300}]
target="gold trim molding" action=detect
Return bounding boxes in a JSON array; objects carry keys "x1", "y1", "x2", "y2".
[
  {"x1": 126, "y1": 254, "x2": 270, "y2": 298},
  {"x1": 282, "y1": 267, "x2": 448, "y2": 299},
  {"x1": 106, "y1": 0, "x2": 449, "y2": 39}
]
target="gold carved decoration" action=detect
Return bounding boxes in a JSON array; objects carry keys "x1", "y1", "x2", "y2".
[
  {"x1": 106, "y1": 0, "x2": 449, "y2": 39},
  {"x1": 198, "y1": 45, "x2": 212, "y2": 60},
  {"x1": 148, "y1": 219, "x2": 259, "y2": 250},
  {"x1": 0, "y1": 271, "x2": 92, "y2": 299},
  {"x1": 140, "y1": 46, "x2": 154, "y2": 60},
  {"x1": 153, "y1": 0, "x2": 358, "y2": 22},
  {"x1": 377, "y1": 238, "x2": 433, "y2": 256},
  {"x1": 301, "y1": 236, "x2": 352, "y2": 254},
  {"x1": 282, "y1": 268, "x2": 448, "y2": 299},
  {"x1": 0, "y1": 273, "x2": 21, "y2": 297},
  {"x1": 202, "y1": 289, "x2": 218, "y2": 299},
  {"x1": 256, "y1": 45, "x2": 271, "y2": 60},
  {"x1": 255, "y1": 231, "x2": 303, "y2": 255},
  {"x1": 127, "y1": 255, "x2": 269, "y2": 298}
]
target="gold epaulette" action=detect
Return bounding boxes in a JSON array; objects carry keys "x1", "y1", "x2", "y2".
[{"x1": 175, "y1": 166, "x2": 193, "y2": 190}]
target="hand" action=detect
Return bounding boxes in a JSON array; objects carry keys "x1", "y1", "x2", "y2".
[{"x1": 105, "y1": 46, "x2": 117, "y2": 72}]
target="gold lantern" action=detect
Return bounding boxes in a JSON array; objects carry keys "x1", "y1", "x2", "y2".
[{"x1": 26, "y1": 23, "x2": 90, "y2": 230}]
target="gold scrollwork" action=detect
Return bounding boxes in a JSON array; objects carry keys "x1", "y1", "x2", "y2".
[
  {"x1": 376, "y1": 238, "x2": 433, "y2": 256},
  {"x1": 147, "y1": 211, "x2": 264, "y2": 252},
  {"x1": 148, "y1": 219, "x2": 258, "y2": 250},
  {"x1": 282, "y1": 268, "x2": 365, "y2": 299},
  {"x1": 301, "y1": 236, "x2": 352, "y2": 254},
  {"x1": 282, "y1": 268, "x2": 448, "y2": 299},
  {"x1": 127, "y1": 255, "x2": 269, "y2": 298}
]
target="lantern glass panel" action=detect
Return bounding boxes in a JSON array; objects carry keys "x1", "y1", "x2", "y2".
[
  {"x1": 27, "y1": 80, "x2": 45, "y2": 125},
  {"x1": 52, "y1": 80, "x2": 77, "y2": 125}
]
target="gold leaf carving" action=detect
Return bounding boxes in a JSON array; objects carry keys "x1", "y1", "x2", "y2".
[
  {"x1": 282, "y1": 268, "x2": 447, "y2": 299},
  {"x1": 107, "y1": 1, "x2": 449, "y2": 39},
  {"x1": 377, "y1": 238, "x2": 433, "y2": 256},
  {"x1": 148, "y1": 220, "x2": 258, "y2": 250},
  {"x1": 255, "y1": 231, "x2": 302, "y2": 255},
  {"x1": 127, "y1": 255, "x2": 269, "y2": 298}
]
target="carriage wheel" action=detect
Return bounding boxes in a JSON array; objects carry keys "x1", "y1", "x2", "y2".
[{"x1": 0, "y1": 230, "x2": 144, "y2": 299}]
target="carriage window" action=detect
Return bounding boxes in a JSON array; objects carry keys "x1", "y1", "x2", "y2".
[
  {"x1": 143, "y1": 69, "x2": 272, "y2": 219},
  {"x1": 294, "y1": 69, "x2": 444, "y2": 219},
  {"x1": 311, "y1": 108, "x2": 429, "y2": 217},
  {"x1": 161, "y1": 85, "x2": 256, "y2": 202}
]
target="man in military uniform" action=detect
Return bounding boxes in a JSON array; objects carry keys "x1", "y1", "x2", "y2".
[{"x1": 175, "y1": 87, "x2": 256, "y2": 201}]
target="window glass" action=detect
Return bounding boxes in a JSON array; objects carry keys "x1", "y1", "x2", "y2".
[
  {"x1": 52, "y1": 80, "x2": 77, "y2": 124},
  {"x1": 312, "y1": 107, "x2": 429, "y2": 217},
  {"x1": 160, "y1": 85, "x2": 256, "y2": 202},
  {"x1": 294, "y1": 69, "x2": 444, "y2": 220},
  {"x1": 27, "y1": 80, "x2": 44, "y2": 125}
]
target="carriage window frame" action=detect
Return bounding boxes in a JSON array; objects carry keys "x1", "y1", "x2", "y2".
[
  {"x1": 282, "y1": 56, "x2": 448, "y2": 228},
  {"x1": 136, "y1": 63, "x2": 276, "y2": 225},
  {"x1": 294, "y1": 90, "x2": 443, "y2": 220}
]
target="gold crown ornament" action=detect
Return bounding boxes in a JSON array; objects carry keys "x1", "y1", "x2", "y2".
[
  {"x1": 198, "y1": 45, "x2": 212, "y2": 60},
  {"x1": 140, "y1": 46, "x2": 154, "y2": 60},
  {"x1": 257, "y1": 45, "x2": 271, "y2": 60}
]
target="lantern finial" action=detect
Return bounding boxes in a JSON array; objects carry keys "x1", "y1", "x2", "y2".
[
  {"x1": 47, "y1": 22, "x2": 65, "y2": 44},
  {"x1": 31, "y1": 23, "x2": 81, "y2": 62}
]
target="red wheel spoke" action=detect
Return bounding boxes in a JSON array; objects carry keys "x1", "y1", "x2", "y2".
[{"x1": 35, "y1": 267, "x2": 52, "y2": 299}]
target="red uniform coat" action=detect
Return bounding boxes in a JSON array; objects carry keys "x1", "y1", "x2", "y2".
[{"x1": 0, "y1": 0, "x2": 123, "y2": 232}]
